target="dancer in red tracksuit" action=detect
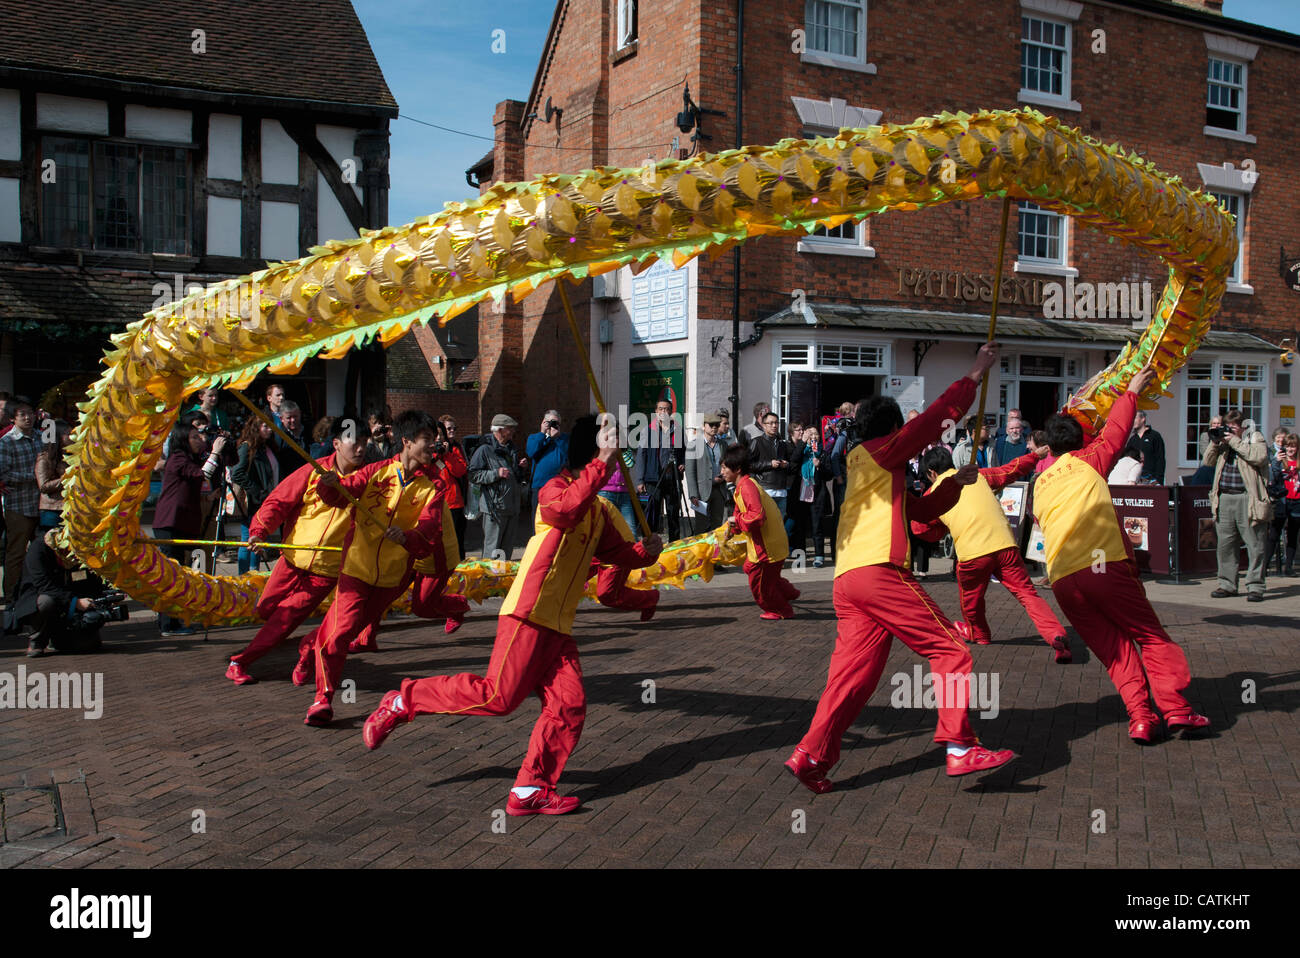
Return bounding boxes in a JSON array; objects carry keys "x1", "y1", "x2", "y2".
[
  {"x1": 910, "y1": 444, "x2": 1070, "y2": 662},
  {"x1": 347, "y1": 421, "x2": 471, "y2": 652},
  {"x1": 360, "y1": 415, "x2": 661, "y2": 816},
  {"x1": 786, "y1": 343, "x2": 1017, "y2": 794},
  {"x1": 224, "y1": 419, "x2": 366, "y2": 685},
  {"x1": 587, "y1": 496, "x2": 663, "y2": 620},
  {"x1": 1034, "y1": 365, "x2": 1210, "y2": 744},
  {"x1": 304, "y1": 410, "x2": 448, "y2": 727},
  {"x1": 720, "y1": 444, "x2": 799, "y2": 619}
]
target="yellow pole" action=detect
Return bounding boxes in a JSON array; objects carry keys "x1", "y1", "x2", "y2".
[
  {"x1": 556, "y1": 280, "x2": 653, "y2": 537},
  {"x1": 974, "y1": 197, "x2": 1013, "y2": 432},
  {"x1": 141, "y1": 537, "x2": 342, "y2": 552},
  {"x1": 226, "y1": 388, "x2": 387, "y2": 533}
]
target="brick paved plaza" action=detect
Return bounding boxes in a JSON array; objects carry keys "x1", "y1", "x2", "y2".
[{"x1": 2, "y1": 564, "x2": 1297, "y2": 869}]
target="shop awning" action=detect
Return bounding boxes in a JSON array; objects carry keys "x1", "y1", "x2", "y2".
[{"x1": 759, "y1": 303, "x2": 1281, "y2": 353}]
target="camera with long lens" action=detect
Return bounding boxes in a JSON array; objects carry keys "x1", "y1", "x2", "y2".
[{"x1": 1208, "y1": 426, "x2": 1226, "y2": 443}]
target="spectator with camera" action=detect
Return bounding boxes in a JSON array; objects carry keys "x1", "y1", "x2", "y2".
[
  {"x1": 364, "y1": 409, "x2": 398, "y2": 464},
  {"x1": 1205, "y1": 410, "x2": 1271, "y2": 601},
  {"x1": 3, "y1": 530, "x2": 125, "y2": 656},
  {"x1": 526, "y1": 410, "x2": 569, "y2": 533}
]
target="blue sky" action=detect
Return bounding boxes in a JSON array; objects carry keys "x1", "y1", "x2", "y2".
[{"x1": 352, "y1": 0, "x2": 1298, "y2": 230}]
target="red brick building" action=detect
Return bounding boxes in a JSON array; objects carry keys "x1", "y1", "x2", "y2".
[{"x1": 472, "y1": 0, "x2": 1299, "y2": 477}]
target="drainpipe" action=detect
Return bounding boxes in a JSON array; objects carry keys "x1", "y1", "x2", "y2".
[{"x1": 729, "y1": 0, "x2": 745, "y2": 430}]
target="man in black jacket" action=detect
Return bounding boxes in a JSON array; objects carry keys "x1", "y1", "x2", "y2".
[
  {"x1": 635, "y1": 399, "x2": 685, "y2": 541},
  {"x1": 747, "y1": 411, "x2": 802, "y2": 520},
  {"x1": 4, "y1": 530, "x2": 116, "y2": 656}
]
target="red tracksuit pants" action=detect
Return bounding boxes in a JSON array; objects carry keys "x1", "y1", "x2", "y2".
[
  {"x1": 744, "y1": 559, "x2": 796, "y2": 616},
  {"x1": 397, "y1": 614, "x2": 584, "y2": 789},
  {"x1": 314, "y1": 572, "x2": 412, "y2": 701},
  {"x1": 591, "y1": 562, "x2": 657, "y2": 612},
  {"x1": 345, "y1": 571, "x2": 470, "y2": 651},
  {"x1": 958, "y1": 546, "x2": 1065, "y2": 646},
  {"x1": 230, "y1": 559, "x2": 334, "y2": 668},
  {"x1": 1050, "y1": 559, "x2": 1194, "y2": 724},
  {"x1": 799, "y1": 564, "x2": 978, "y2": 766}
]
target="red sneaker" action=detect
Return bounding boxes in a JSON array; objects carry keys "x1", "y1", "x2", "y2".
[
  {"x1": 1050, "y1": 636, "x2": 1072, "y2": 664},
  {"x1": 362, "y1": 690, "x2": 408, "y2": 750},
  {"x1": 945, "y1": 745, "x2": 1016, "y2": 777},
  {"x1": 348, "y1": 637, "x2": 378, "y2": 654},
  {"x1": 444, "y1": 615, "x2": 464, "y2": 635},
  {"x1": 760, "y1": 610, "x2": 793, "y2": 620},
  {"x1": 954, "y1": 621, "x2": 988, "y2": 645},
  {"x1": 506, "y1": 789, "x2": 581, "y2": 816},
  {"x1": 784, "y1": 747, "x2": 834, "y2": 794},
  {"x1": 225, "y1": 660, "x2": 257, "y2": 685},
  {"x1": 1129, "y1": 718, "x2": 1160, "y2": 745},
  {"x1": 291, "y1": 656, "x2": 314, "y2": 687},
  {"x1": 304, "y1": 697, "x2": 334, "y2": 727},
  {"x1": 1166, "y1": 713, "x2": 1211, "y2": 734}
]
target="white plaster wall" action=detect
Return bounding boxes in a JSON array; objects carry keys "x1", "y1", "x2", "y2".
[
  {"x1": 207, "y1": 114, "x2": 242, "y2": 180},
  {"x1": 35, "y1": 94, "x2": 107, "y2": 134},
  {"x1": 0, "y1": 178, "x2": 20, "y2": 242},
  {"x1": 206, "y1": 195, "x2": 241, "y2": 256},
  {"x1": 315, "y1": 124, "x2": 362, "y2": 201},
  {"x1": 0, "y1": 90, "x2": 19, "y2": 161},
  {"x1": 317, "y1": 173, "x2": 357, "y2": 244},
  {"x1": 260, "y1": 119, "x2": 298, "y2": 185},
  {"x1": 260, "y1": 200, "x2": 299, "y2": 261},
  {"x1": 124, "y1": 105, "x2": 191, "y2": 143}
]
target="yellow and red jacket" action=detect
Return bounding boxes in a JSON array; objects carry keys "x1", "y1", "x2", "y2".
[
  {"x1": 317, "y1": 455, "x2": 448, "y2": 588},
  {"x1": 1032, "y1": 391, "x2": 1137, "y2": 581},
  {"x1": 911, "y1": 453, "x2": 1038, "y2": 562},
  {"x1": 249, "y1": 452, "x2": 353, "y2": 579},
  {"x1": 501, "y1": 456, "x2": 652, "y2": 633},
  {"x1": 732, "y1": 475, "x2": 789, "y2": 564},
  {"x1": 413, "y1": 499, "x2": 462, "y2": 579},
  {"x1": 836, "y1": 377, "x2": 975, "y2": 576}
]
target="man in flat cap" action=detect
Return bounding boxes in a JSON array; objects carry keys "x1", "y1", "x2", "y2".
[
  {"x1": 469, "y1": 414, "x2": 528, "y2": 561},
  {"x1": 687, "y1": 412, "x2": 729, "y2": 534}
]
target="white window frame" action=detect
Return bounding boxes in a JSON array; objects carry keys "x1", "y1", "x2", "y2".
[
  {"x1": 796, "y1": 122, "x2": 876, "y2": 258},
  {"x1": 1018, "y1": 0, "x2": 1082, "y2": 112},
  {"x1": 1207, "y1": 189, "x2": 1250, "y2": 293},
  {"x1": 616, "y1": 0, "x2": 637, "y2": 50},
  {"x1": 998, "y1": 350, "x2": 1087, "y2": 428},
  {"x1": 1013, "y1": 200, "x2": 1077, "y2": 278},
  {"x1": 802, "y1": 0, "x2": 877, "y2": 75},
  {"x1": 1203, "y1": 34, "x2": 1258, "y2": 144},
  {"x1": 1178, "y1": 357, "x2": 1268, "y2": 467}
]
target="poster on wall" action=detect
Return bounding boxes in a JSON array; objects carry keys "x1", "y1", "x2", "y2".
[
  {"x1": 629, "y1": 356, "x2": 687, "y2": 418},
  {"x1": 884, "y1": 376, "x2": 925, "y2": 417},
  {"x1": 630, "y1": 260, "x2": 690, "y2": 343}
]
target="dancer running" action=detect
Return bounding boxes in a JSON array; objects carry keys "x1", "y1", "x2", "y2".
[
  {"x1": 360, "y1": 415, "x2": 661, "y2": 816},
  {"x1": 304, "y1": 410, "x2": 449, "y2": 727},
  {"x1": 720, "y1": 445, "x2": 799, "y2": 620},
  {"x1": 910, "y1": 444, "x2": 1071, "y2": 662},
  {"x1": 224, "y1": 417, "x2": 365, "y2": 685},
  {"x1": 1034, "y1": 365, "x2": 1210, "y2": 744},
  {"x1": 786, "y1": 343, "x2": 1017, "y2": 794}
]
